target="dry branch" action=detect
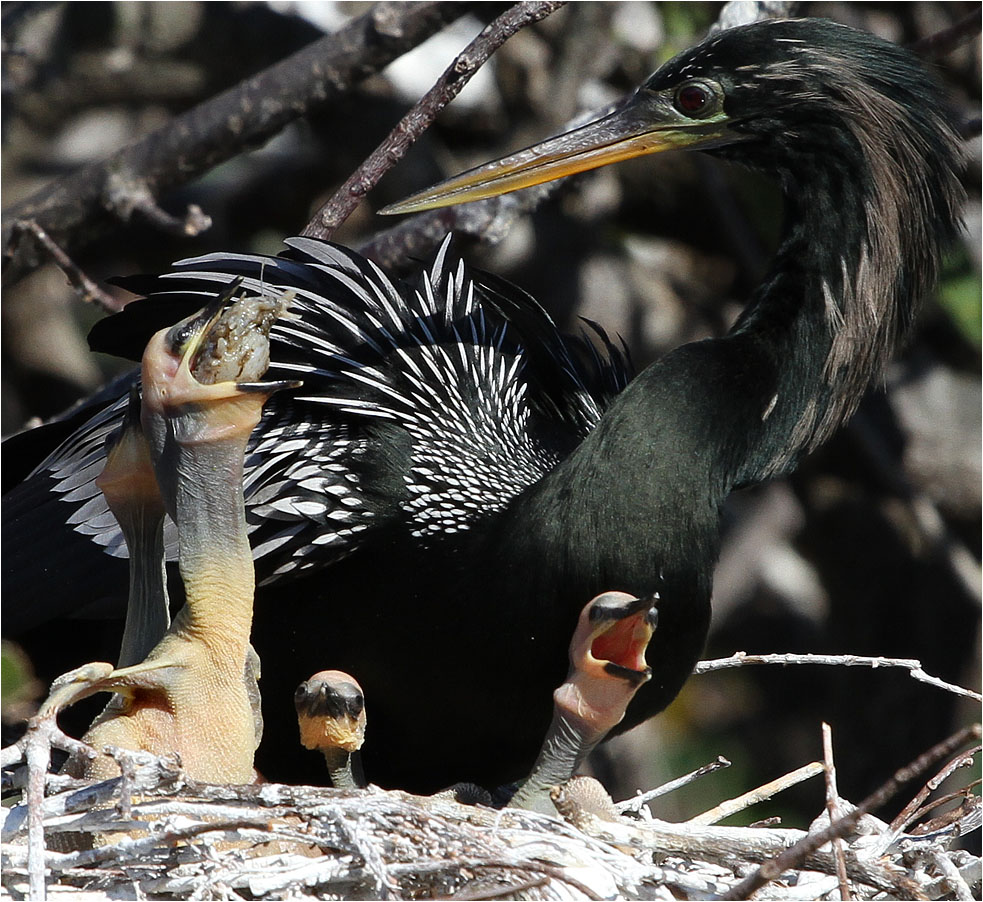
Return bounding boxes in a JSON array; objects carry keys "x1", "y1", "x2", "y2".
[
  {"x1": 1, "y1": 1, "x2": 468, "y2": 286},
  {"x1": 303, "y1": 1, "x2": 567, "y2": 240},
  {"x1": 615, "y1": 755, "x2": 731, "y2": 814},
  {"x1": 6, "y1": 220, "x2": 124, "y2": 313},
  {"x1": 686, "y1": 761, "x2": 824, "y2": 826},
  {"x1": 694, "y1": 651, "x2": 983, "y2": 701},
  {"x1": 722, "y1": 724, "x2": 982, "y2": 900}
]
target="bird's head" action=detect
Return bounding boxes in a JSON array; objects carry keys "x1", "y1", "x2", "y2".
[
  {"x1": 381, "y1": 18, "x2": 959, "y2": 212},
  {"x1": 295, "y1": 670, "x2": 367, "y2": 755},
  {"x1": 553, "y1": 591, "x2": 658, "y2": 738}
]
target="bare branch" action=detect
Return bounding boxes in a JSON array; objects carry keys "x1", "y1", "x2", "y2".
[
  {"x1": 615, "y1": 755, "x2": 731, "y2": 814},
  {"x1": 303, "y1": 1, "x2": 567, "y2": 239},
  {"x1": 103, "y1": 171, "x2": 212, "y2": 238},
  {"x1": 685, "y1": 761, "x2": 824, "y2": 826},
  {"x1": 909, "y1": 6, "x2": 983, "y2": 59},
  {"x1": 721, "y1": 724, "x2": 983, "y2": 900},
  {"x1": 888, "y1": 743, "x2": 981, "y2": 834},
  {"x1": 694, "y1": 652, "x2": 983, "y2": 701},
  {"x1": 823, "y1": 723, "x2": 853, "y2": 901},
  {"x1": 2, "y1": 2, "x2": 469, "y2": 287},
  {"x1": 7, "y1": 220, "x2": 124, "y2": 313}
]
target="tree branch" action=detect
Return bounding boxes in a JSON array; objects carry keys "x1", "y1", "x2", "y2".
[
  {"x1": 721, "y1": 724, "x2": 982, "y2": 901},
  {"x1": 694, "y1": 652, "x2": 982, "y2": 701},
  {"x1": 1, "y1": 2, "x2": 469, "y2": 287},
  {"x1": 302, "y1": 1, "x2": 566, "y2": 239}
]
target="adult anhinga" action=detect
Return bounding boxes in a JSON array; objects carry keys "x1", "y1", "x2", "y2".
[{"x1": 2, "y1": 19, "x2": 963, "y2": 793}]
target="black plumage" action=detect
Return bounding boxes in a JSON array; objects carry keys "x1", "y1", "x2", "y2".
[{"x1": 2, "y1": 18, "x2": 963, "y2": 792}]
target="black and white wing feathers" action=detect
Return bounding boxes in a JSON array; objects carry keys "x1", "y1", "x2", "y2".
[{"x1": 9, "y1": 236, "x2": 633, "y2": 586}]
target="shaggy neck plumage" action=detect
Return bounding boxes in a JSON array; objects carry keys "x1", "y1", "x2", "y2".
[{"x1": 718, "y1": 69, "x2": 962, "y2": 488}]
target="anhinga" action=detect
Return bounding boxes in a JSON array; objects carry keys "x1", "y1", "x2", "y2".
[
  {"x1": 294, "y1": 593, "x2": 657, "y2": 807},
  {"x1": 2, "y1": 19, "x2": 963, "y2": 793},
  {"x1": 37, "y1": 292, "x2": 288, "y2": 782},
  {"x1": 295, "y1": 671, "x2": 368, "y2": 789},
  {"x1": 509, "y1": 591, "x2": 658, "y2": 814}
]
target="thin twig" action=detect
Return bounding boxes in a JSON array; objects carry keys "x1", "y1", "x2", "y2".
[
  {"x1": 888, "y1": 743, "x2": 981, "y2": 834},
  {"x1": 911, "y1": 794, "x2": 982, "y2": 835},
  {"x1": 905, "y1": 780, "x2": 982, "y2": 828},
  {"x1": 929, "y1": 849, "x2": 975, "y2": 901},
  {"x1": 104, "y1": 171, "x2": 212, "y2": 238},
  {"x1": 721, "y1": 724, "x2": 982, "y2": 901},
  {"x1": 8, "y1": 220, "x2": 124, "y2": 313},
  {"x1": 823, "y1": 723, "x2": 852, "y2": 901},
  {"x1": 25, "y1": 719, "x2": 52, "y2": 902},
  {"x1": 909, "y1": 5, "x2": 983, "y2": 59},
  {"x1": 694, "y1": 652, "x2": 982, "y2": 701},
  {"x1": 686, "y1": 761, "x2": 823, "y2": 826},
  {"x1": 303, "y1": 1, "x2": 566, "y2": 239},
  {"x1": 615, "y1": 756, "x2": 731, "y2": 814}
]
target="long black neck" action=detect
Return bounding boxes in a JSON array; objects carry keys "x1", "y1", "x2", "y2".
[
  {"x1": 603, "y1": 98, "x2": 961, "y2": 509},
  {"x1": 498, "y1": 89, "x2": 961, "y2": 607}
]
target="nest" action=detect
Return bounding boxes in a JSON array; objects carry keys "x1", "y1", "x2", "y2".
[{"x1": 2, "y1": 729, "x2": 980, "y2": 901}]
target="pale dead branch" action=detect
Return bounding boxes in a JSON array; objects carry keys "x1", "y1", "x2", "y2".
[{"x1": 694, "y1": 652, "x2": 982, "y2": 701}]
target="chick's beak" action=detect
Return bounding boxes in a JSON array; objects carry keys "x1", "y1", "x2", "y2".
[
  {"x1": 581, "y1": 592, "x2": 659, "y2": 687},
  {"x1": 380, "y1": 90, "x2": 733, "y2": 215}
]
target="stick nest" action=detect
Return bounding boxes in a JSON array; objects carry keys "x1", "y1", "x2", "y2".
[{"x1": 2, "y1": 744, "x2": 980, "y2": 901}]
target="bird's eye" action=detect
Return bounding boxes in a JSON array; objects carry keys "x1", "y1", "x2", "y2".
[{"x1": 673, "y1": 80, "x2": 719, "y2": 118}]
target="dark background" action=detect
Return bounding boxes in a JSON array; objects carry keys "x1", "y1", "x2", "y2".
[{"x1": 2, "y1": 1, "x2": 980, "y2": 829}]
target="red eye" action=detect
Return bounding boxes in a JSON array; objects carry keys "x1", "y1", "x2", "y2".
[
  {"x1": 674, "y1": 81, "x2": 718, "y2": 118},
  {"x1": 676, "y1": 84, "x2": 709, "y2": 114}
]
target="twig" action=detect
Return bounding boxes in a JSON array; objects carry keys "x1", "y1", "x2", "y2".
[
  {"x1": 5, "y1": 716, "x2": 98, "y2": 901},
  {"x1": 2, "y1": 2, "x2": 468, "y2": 286},
  {"x1": 24, "y1": 718, "x2": 52, "y2": 902},
  {"x1": 909, "y1": 5, "x2": 983, "y2": 59},
  {"x1": 693, "y1": 652, "x2": 982, "y2": 701},
  {"x1": 912, "y1": 794, "x2": 982, "y2": 835},
  {"x1": 888, "y1": 743, "x2": 981, "y2": 834},
  {"x1": 823, "y1": 723, "x2": 852, "y2": 901},
  {"x1": 930, "y1": 849, "x2": 976, "y2": 901},
  {"x1": 303, "y1": 1, "x2": 567, "y2": 240},
  {"x1": 103, "y1": 171, "x2": 212, "y2": 238},
  {"x1": 721, "y1": 724, "x2": 983, "y2": 901},
  {"x1": 8, "y1": 220, "x2": 124, "y2": 313},
  {"x1": 905, "y1": 780, "x2": 982, "y2": 829},
  {"x1": 686, "y1": 761, "x2": 823, "y2": 826},
  {"x1": 615, "y1": 756, "x2": 730, "y2": 814}
]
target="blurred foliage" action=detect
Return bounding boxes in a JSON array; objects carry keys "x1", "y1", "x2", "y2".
[
  {"x1": 1, "y1": 641, "x2": 40, "y2": 725},
  {"x1": 940, "y1": 253, "x2": 983, "y2": 347}
]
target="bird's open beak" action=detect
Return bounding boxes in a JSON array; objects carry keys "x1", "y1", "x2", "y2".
[
  {"x1": 584, "y1": 592, "x2": 658, "y2": 687},
  {"x1": 380, "y1": 92, "x2": 733, "y2": 215}
]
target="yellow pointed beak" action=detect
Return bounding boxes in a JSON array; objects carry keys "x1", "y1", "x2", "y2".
[{"x1": 380, "y1": 91, "x2": 735, "y2": 215}]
